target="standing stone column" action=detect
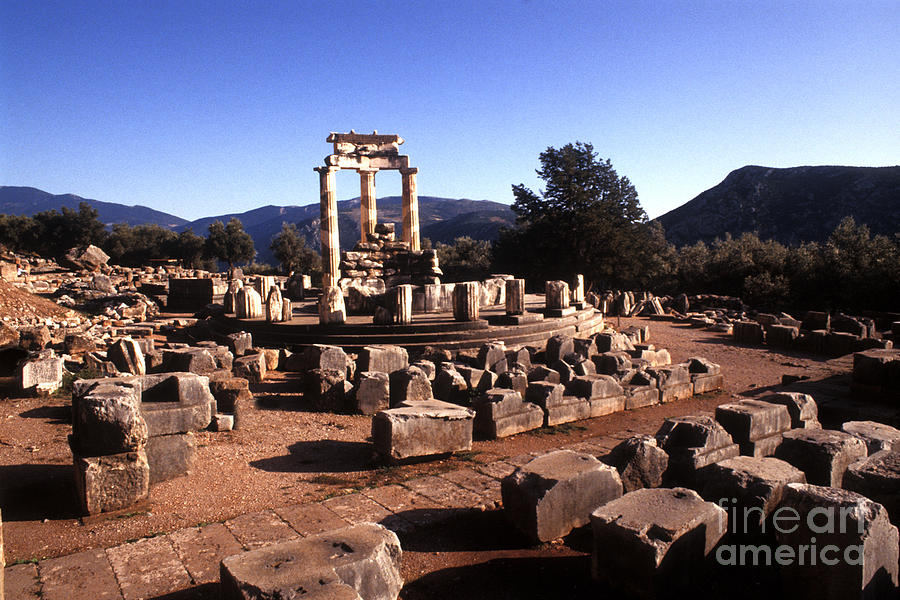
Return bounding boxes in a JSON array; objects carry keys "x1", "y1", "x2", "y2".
[
  {"x1": 319, "y1": 286, "x2": 346, "y2": 325},
  {"x1": 453, "y1": 281, "x2": 480, "y2": 322},
  {"x1": 359, "y1": 168, "x2": 378, "y2": 243},
  {"x1": 546, "y1": 280, "x2": 570, "y2": 310},
  {"x1": 401, "y1": 167, "x2": 420, "y2": 251},
  {"x1": 395, "y1": 284, "x2": 413, "y2": 324},
  {"x1": 316, "y1": 166, "x2": 340, "y2": 288},
  {"x1": 572, "y1": 274, "x2": 585, "y2": 304},
  {"x1": 506, "y1": 278, "x2": 525, "y2": 315}
]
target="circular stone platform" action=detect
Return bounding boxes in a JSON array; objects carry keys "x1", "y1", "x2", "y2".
[{"x1": 208, "y1": 294, "x2": 605, "y2": 352}]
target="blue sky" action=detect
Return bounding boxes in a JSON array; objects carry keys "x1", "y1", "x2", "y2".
[{"x1": 1, "y1": 1, "x2": 898, "y2": 221}]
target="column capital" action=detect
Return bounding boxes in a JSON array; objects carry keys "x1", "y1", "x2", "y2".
[
  {"x1": 400, "y1": 166, "x2": 418, "y2": 175},
  {"x1": 314, "y1": 165, "x2": 339, "y2": 174},
  {"x1": 356, "y1": 167, "x2": 379, "y2": 175}
]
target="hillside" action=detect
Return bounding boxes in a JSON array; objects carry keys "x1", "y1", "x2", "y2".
[
  {"x1": 0, "y1": 186, "x2": 515, "y2": 264},
  {"x1": 0, "y1": 186, "x2": 188, "y2": 228},
  {"x1": 655, "y1": 165, "x2": 900, "y2": 247}
]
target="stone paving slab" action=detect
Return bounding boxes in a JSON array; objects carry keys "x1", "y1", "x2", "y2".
[
  {"x1": 440, "y1": 467, "x2": 502, "y2": 505},
  {"x1": 224, "y1": 508, "x2": 298, "y2": 550},
  {"x1": 4, "y1": 562, "x2": 41, "y2": 600},
  {"x1": 403, "y1": 475, "x2": 493, "y2": 509},
  {"x1": 362, "y1": 484, "x2": 449, "y2": 527},
  {"x1": 506, "y1": 452, "x2": 543, "y2": 467},
  {"x1": 169, "y1": 522, "x2": 243, "y2": 585},
  {"x1": 322, "y1": 492, "x2": 392, "y2": 525},
  {"x1": 106, "y1": 536, "x2": 192, "y2": 600},
  {"x1": 274, "y1": 501, "x2": 349, "y2": 537},
  {"x1": 40, "y1": 548, "x2": 122, "y2": 600},
  {"x1": 473, "y1": 459, "x2": 518, "y2": 479}
]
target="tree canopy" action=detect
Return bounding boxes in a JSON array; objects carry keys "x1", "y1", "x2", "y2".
[
  {"x1": 493, "y1": 142, "x2": 671, "y2": 289},
  {"x1": 205, "y1": 218, "x2": 255, "y2": 268},
  {"x1": 269, "y1": 222, "x2": 320, "y2": 275}
]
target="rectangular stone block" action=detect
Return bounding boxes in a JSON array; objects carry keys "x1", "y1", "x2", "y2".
[
  {"x1": 624, "y1": 385, "x2": 658, "y2": 410},
  {"x1": 589, "y1": 394, "x2": 625, "y2": 417},
  {"x1": 715, "y1": 399, "x2": 791, "y2": 444},
  {"x1": 73, "y1": 450, "x2": 150, "y2": 516},
  {"x1": 545, "y1": 396, "x2": 591, "y2": 427},
  {"x1": 691, "y1": 373, "x2": 724, "y2": 394},
  {"x1": 146, "y1": 432, "x2": 195, "y2": 484},
  {"x1": 141, "y1": 402, "x2": 211, "y2": 436},
  {"x1": 372, "y1": 400, "x2": 474, "y2": 461},
  {"x1": 659, "y1": 381, "x2": 693, "y2": 403}
]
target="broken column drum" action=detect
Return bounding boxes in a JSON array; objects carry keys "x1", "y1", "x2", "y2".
[
  {"x1": 315, "y1": 132, "x2": 422, "y2": 288},
  {"x1": 506, "y1": 278, "x2": 525, "y2": 315},
  {"x1": 453, "y1": 281, "x2": 480, "y2": 322},
  {"x1": 395, "y1": 284, "x2": 413, "y2": 325}
]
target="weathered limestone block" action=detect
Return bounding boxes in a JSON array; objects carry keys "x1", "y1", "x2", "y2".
[
  {"x1": 527, "y1": 364, "x2": 560, "y2": 384},
  {"x1": 767, "y1": 324, "x2": 799, "y2": 348},
  {"x1": 699, "y1": 456, "x2": 806, "y2": 528},
  {"x1": 455, "y1": 364, "x2": 498, "y2": 392},
  {"x1": 844, "y1": 449, "x2": 900, "y2": 525},
  {"x1": 479, "y1": 276, "x2": 507, "y2": 306},
  {"x1": 289, "y1": 344, "x2": 351, "y2": 376},
  {"x1": 566, "y1": 374, "x2": 623, "y2": 400},
  {"x1": 842, "y1": 420, "x2": 900, "y2": 454},
  {"x1": 388, "y1": 366, "x2": 433, "y2": 406},
  {"x1": 357, "y1": 345, "x2": 408, "y2": 374},
  {"x1": 550, "y1": 359, "x2": 575, "y2": 384},
  {"x1": 72, "y1": 379, "x2": 147, "y2": 456},
  {"x1": 108, "y1": 337, "x2": 146, "y2": 376},
  {"x1": 219, "y1": 523, "x2": 403, "y2": 600},
  {"x1": 162, "y1": 348, "x2": 218, "y2": 375},
  {"x1": 18, "y1": 325, "x2": 50, "y2": 350},
  {"x1": 593, "y1": 331, "x2": 635, "y2": 353},
  {"x1": 235, "y1": 287, "x2": 263, "y2": 319},
  {"x1": 506, "y1": 346, "x2": 532, "y2": 371},
  {"x1": 135, "y1": 373, "x2": 215, "y2": 436},
  {"x1": 18, "y1": 355, "x2": 63, "y2": 394},
  {"x1": 503, "y1": 450, "x2": 623, "y2": 543},
  {"x1": 571, "y1": 274, "x2": 585, "y2": 304},
  {"x1": 73, "y1": 449, "x2": 150, "y2": 515},
  {"x1": 802, "y1": 310, "x2": 830, "y2": 331},
  {"x1": 303, "y1": 369, "x2": 352, "y2": 412},
  {"x1": 762, "y1": 391, "x2": 821, "y2": 429},
  {"x1": 685, "y1": 356, "x2": 724, "y2": 394},
  {"x1": 452, "y1": 281, "x2": 480, "y2": 321},
  {"x1": 505, "y1": 278, "x2": 525, "y2": 315},
  {"x1": 853, "y1": 348, "x2": 900, "y2": 390},
  {"x1": 656, "y1": 415, "x2": 740, "y2": 486},
  {"x1": 473, "y1": 388, "x2": 544, "y2": 438},
  {"x1": 605, "y1": 435, "x2": 669, "y2": 493},
  {"x1": 146, "y1": 432, "x2": 195, "y2": 484},
  {"x1": 733, "y1": 320, "x2": 765, "y2": 344},
  {"x1": 355, "y1": 371, "x2": 390, "y2": 415},
  {"x1": 64, "y1": 244, "x2": 109, "y2": 271},
  {"x1": 209, "y1": 377, "x2": 252, "y2": 429},
  {"x1": 545, "y1": 334, "x2": 574, "y2": 366},
  {"x1": 775, "y1": 429, "x2": 867, "y2": 487},
  {"x1": 497, "y1": 368, "x2": 528, "y2": 398},
  {"x1": 372, "y1": 399, "x2": 474, "y2": 461},
  {"x1": 590, "y1": 487, "x2": 727, "y2": 598},
  {"x1": 624, "y1": 385, "x2": 660, "y2": 410},
  {"x1": 775, "y1": 484, "x2": 899, "y2": 600},
  {"x1": 432, "y1": 365, "x2": 469, "y2": 405},
  {"x1": 715, "y1": 399, "x2": 791, "y2": 457},
  {"x1": 318, "y1": 285, "x2": 346, "y2": 325},
  {"x1": 226, "y1": 331, "x2": 253, "y2": 357},
  {"x1": 545, "y1": 280, "x2": 570, "y2": 310},
  {"x1": 233, "y1": 352, "x2": 267, "y2": 384},
  {"x1": 592, "y1": 351, "x2": 632, "y2": 376},
  {"x1": 476, "y1": 341, "x2": 507, "y2": 373},
  {"x1": 265, "y1": 286, "x2": 284, "y2": 323}
]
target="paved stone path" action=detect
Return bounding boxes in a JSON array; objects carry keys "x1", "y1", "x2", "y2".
[{"x1": 4, "y1": 436, "x2": 622, "y2": 600}]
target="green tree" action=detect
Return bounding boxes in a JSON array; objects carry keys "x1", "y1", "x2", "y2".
[
  {"x1": 269, "y1": 222, "x2": 320, "y2": 274},
  {"x1": 435, "y1": 236, "x2": 493, "y2": 281},
  {"x1": 32, "y1": 202, "x2": 107, "y2": 256},
  {"x1": 204, "y1": 218, "x2": 255, "y2": 268},
  {"x1": 171, "y1": 228, "x2": 207, "y2": 268},
  {"x1": 493, "y1": 142, "x2": 662, "y2": 288}
]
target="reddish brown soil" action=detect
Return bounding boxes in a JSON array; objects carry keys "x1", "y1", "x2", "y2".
[{"x1": 0, "y1": 316, "x2": 851, "y2": 598}]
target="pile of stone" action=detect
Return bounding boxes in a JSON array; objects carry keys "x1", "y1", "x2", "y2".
[
  {"x1": 852, "y1": 348, "x2": 900, "y2": 396},
  {"x1": 493, "y1": 390, "x2": 900, "y2": 599},
  {"x1": 732, "y1": 310, "x2": 893, "y2": 356},
  {"x1": 339, "y1": 222, "x2": 442, "y2": 289}
]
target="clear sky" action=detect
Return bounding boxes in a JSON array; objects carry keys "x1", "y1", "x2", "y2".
[{"x1": 1, "y1": 1, "x2": 897, "y2": 221}]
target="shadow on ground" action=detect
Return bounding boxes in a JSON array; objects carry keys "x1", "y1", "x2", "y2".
[
  {"x1": 0, "y1": 463, "x2": 80, "y2": 521},
  {"x1": 249, "y1": 439, "x2": 375, "y2": 473}
]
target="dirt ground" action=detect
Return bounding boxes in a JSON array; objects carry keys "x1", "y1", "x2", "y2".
[{"x1": 0, "y1": 316, "x2": 853, "y2": 597}]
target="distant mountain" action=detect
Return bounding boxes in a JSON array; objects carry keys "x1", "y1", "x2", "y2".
[
  {"x1": 0, "y1": 186, "x2": 515, "y2": 264},
  {"x1": 655, "y1": 166, "x2": 900, "y2": 247},
  {"x1": 0, "y1": 186, "x2": 188, "y2": 228},
  {"x1": 183, "y1": 196, "x2": 517, "y2": 264}
]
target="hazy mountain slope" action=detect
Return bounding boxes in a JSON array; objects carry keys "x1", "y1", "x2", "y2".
[
  {"x1": 0, "y1": 186, "x2": 188, "y2": 228},
  {"x1": 655, "y1": 166, "x2": 900, "y2": 247}
]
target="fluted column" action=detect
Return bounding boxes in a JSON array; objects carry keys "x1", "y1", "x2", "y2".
[
  {"x1": 359, "y1": 168, "x2": 377, "y2": 243},
  {"x1": 453, "y1": 281, "x2": 480, "y2": 321},
  {"x1": 505, "y1": 278, "x2": 525, "y2": 315},
  {"x1": 315, "y1": 166, "x2": 340, "y2": 288},
  {"x1": 395, "y1": 284, "x2": 413, "y2": 324},
  {"x1": 401, "y1": 167, "x2": 420, "y2": 251}
]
